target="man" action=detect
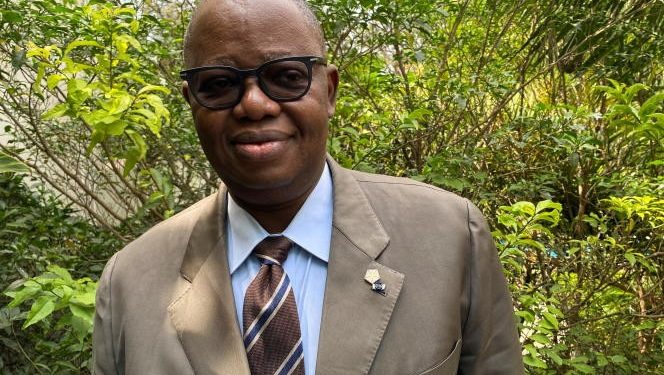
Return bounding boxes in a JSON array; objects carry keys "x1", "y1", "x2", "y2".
[{"x1": 93, "y1": 0, "x2": 524, "y2": 374}]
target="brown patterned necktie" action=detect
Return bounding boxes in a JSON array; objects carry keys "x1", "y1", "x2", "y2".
[{"x1": 243, "y1": 236, "x2": 305, "y2": 375}]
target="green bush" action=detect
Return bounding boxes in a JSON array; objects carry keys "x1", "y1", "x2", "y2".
[
  {"x1": 1, "y1": 0, "x2": 662, "y2": 373},
  {"x1": 0, "y1": 174, "x2": 117, "y2": 373}
]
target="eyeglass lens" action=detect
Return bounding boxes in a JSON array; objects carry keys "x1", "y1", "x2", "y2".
[{"x1": 190, "y1": 59, "x2": 311, "y2": 109}]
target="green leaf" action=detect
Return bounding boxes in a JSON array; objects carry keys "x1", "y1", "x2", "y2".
[
  {"x1": 70, "y1": 314, "x2": 91, "y2": 341},
  {"x1": 639, "y1": 92, "x2": 664, "y2": 117},
  {"x1": 64, "y1": 39, "x2": 103, "y2": 56},
  {"x1": 0, "y1": 152, "x2": 30, "y2": 173},
  {"x1": 408, "y1": 108, "x2": 432, "y2": 120},
  {"x1": 32, "y1": 64, "x2": 45, "y2": 94},
  {"x1": 102, "y1": 92, "x2": 133, "y2": 115},
  {"x1": 138, "y1": 84, "x2": 170, "y2": 95},
  {"x1": 571, "y1": 356, "x2": 590, "y2": 363},
  {"x1": 149, "y1": 167, "x2": 167, "y2": 192},
  {"x1": 535, "y1": 200, "x2": 562, "y2": 213},
  {"x1": 122, "y1": 130, "x2": 147, "y2": 175},
  {"x1": 512, "y1": 201, "x2": 536, "y2": 216},
  {"x1": 609, "y1": 355, "x2": 627, "y2": 364},
  {"x1": 87, "y1": 130, "x2": 106, "y2": 154},
  {"x1": 84, "y1": 111, "x2": 126, "y2": 136},
  {"x1": 47, "y1": 265, "x2": 73, "y2": 282},
  {"x1": 515, "y1": 239, "x2": 545, "y2": 251},
  {"x1": 46, "y1": 74, "x2": 66, "y2": 90},
  {"x1": 2, "y1": 10, "x2": 24, "y2": 23},
  {"x1": 41, "y1": 103, "x2": 68, "y2": 120},
  {"x1": 515, "y1": 310, "x2": 535, "y2": 323},
  {"x1": 115, "y1": 34, "x2": 142, "y2": 52},
  {"x1": 523, "y1": 354, "x2": 547, "y2": 368},
  {"x1": 596, "y1": 354, "x2": 609, "y2": 367},
  {"x1": 571, "y1": 363, "x2": 595, "y2": 374},
  {"x1": 23, "y1": 296, "x2": 56, "y2": 329},
  {"x1": 69, "y1": 304, "x2": 94, "y2": 326},
  {"x1": 624, "y1": 252, "x2": 636, "y2": 266},
  {"x1": 625, "y1": 83, "x2": 647, "y2": 102},
  {"x1": 67, "y1": 78, "x2": 92, "y2": 104},
  {"x1": 497, "y1": 213, "x2": 518, "y2": 231},
  {"x1": 542, "y1": 312, "x2": 559, "y2": 330},
  {"x1": 6, "y1": 283, "x2": 40, "y2": 307},
  {"x1": 439, "y1": 177, "x2": 468, "y2": 191},
  {"x1": 117, "y1": 71, "x2": 147, "y2": 84},
  {"x1": 147, "y1": 191, "x2": 165, "y2": 204},
  {"x1": 544, "y1": 349, "x2": 563, "y2": 366},
  {"x1": 70, "y1": 290, "x2": 96, "y2": 307},
  {"x1": 531, "y1": 333, "x2": 551, "y2": 345},
  {"x1": 608, "y1": 104, "x2": 637, "y2": 120},
  {"x1": 131, "y1": 108, "x2": 155, "y2": 121}
]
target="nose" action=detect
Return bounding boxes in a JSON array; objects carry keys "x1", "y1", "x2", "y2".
[{"x1": 232, "y1": 78, "x2": 281, "y2": 121}]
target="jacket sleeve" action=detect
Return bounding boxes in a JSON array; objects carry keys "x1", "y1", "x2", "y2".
[
  {"x1": 92, "y1": 253, "x2": 121, "y2": 375},
  {"x1": 459, "y1": 201, "x2": 524, "y2": 374}
]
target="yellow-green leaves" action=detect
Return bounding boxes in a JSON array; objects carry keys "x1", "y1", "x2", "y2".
[
  {"x1": 0, "y1": 152, "x2": 30, "y2": 173},
  {"x1": 63, "y1": 40, "x2": 103, "y2": 56},
  {"x1": 28, "y1": 2, "x2": 171, "y2": 176},
  {"x1": 26, "y1": 42, "x2": 61, "y2": 60},
  {"x1": 66, "y1": 78, "x2": 92, "y2": 107},
  {"x1": 4, "y1": 265, "x2": 97, "y2": 335},
  {"x1": 496, "y1": 200, "x2": 562, "y2": 246},
  {"x1": 24, "y1": 296, "x2": 56, "y2": 329}
]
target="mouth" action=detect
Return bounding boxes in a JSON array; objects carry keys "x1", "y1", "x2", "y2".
[{"x1": 230, "y1": 131, "x2": 292, "y2": 160}]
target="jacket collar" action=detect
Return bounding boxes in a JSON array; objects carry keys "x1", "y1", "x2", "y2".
[
  {"x1": 169, "y1": 157, "x2": 404, "y2": 374},
  {"x1": 316, "y1": 157, "x2": 404, "y2": 374},
  {"x1": 168, "y1": 191, "x2": 250, "y2": 375}
]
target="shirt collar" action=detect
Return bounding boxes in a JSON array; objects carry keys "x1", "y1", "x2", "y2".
[{"x1": 227, "y1": 163, "x2": 333, "y2": 273}]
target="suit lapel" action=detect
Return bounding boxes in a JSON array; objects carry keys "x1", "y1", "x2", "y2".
[
  {"x1": 316, "y1": 160, "x2": 405, "y2": 375},
  {"x1": 167, "y1": 189, "x2": 250, "y2": 375},
  {"x1": 166, "y1": 160, "x2": 404, "y2": 375}
]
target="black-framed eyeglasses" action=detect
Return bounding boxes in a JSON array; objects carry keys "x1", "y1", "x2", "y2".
[{"x1": 180, "y1": 56, "x2": 327, "y2": 110}]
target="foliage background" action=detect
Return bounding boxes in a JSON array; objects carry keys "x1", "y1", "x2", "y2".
[{"x1": 1, "y1": 0, "x2": 662, "y2": 373}]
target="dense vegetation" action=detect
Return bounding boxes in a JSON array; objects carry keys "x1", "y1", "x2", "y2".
[{"x1": 1, "y1": 0, "x2": 662, "y2": 373}]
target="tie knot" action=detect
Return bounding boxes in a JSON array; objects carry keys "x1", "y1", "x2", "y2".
[{"x1": 253, "y1": 236, "x2": 293, "y2": 266}]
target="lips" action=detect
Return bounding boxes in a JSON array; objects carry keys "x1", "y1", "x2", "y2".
[{"x1": 230, "y1": 130, "x2": 293, "y2": 160}]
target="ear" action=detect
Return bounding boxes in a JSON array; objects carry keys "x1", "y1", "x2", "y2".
[
  {"x1": 325, "y1": 65, "x2": 339, "y2": 118},
  {"x1": 181, "y1": 80, "x2": 192, "y2": 106}
]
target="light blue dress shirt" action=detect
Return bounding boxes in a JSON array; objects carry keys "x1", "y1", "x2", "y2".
[{"x1": 226, "y1": 164, "x2": 333, "y2": 375}]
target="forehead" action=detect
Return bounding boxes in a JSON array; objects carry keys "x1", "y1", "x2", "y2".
[{"x1": 188, "y1": 0, "x2": 321, "y2": 68}]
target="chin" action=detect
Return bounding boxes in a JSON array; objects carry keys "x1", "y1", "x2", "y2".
[{"x1": 220, "y1": 169, "x2": 291, "y2": 191}]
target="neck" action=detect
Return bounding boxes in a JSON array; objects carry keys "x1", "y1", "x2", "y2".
[
  {"x1": 226, "y1": 161, "x2": 327, "y2": 233},
  {"x1": 230, "y1": 185, "x2": 315, "y2": 233}
]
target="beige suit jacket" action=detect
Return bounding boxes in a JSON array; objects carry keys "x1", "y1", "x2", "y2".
[{"x1": 93, "y1": 159, "x2": 524, "y2": 375}]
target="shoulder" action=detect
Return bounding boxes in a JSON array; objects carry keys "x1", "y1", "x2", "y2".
[
  {"x1": 332, "y1": 165, "x2": 492, "y2": 250},
  {"x1": 348, "y1": 168, "x2": 457, "y2": 195},
  {"x1": 104, "y1": 192, "x2": 220, "y2": 282},
  {"x1": 129, "y1": 193, "x2": 217, "y2": 254},
  {"x1": 342, "y1": 167, "x2": 474, "y2": 217}
]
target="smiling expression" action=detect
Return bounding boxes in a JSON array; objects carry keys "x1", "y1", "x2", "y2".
[{"x1": 182, "y1": 0, "x2": 338, "y2": 209}]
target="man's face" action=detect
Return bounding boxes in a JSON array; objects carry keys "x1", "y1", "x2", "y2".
[{"x1": 183, "y1": 0, "x2": 338, "y2": 207}]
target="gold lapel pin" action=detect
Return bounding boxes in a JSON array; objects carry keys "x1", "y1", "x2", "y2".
[{"x1": 364, "y1": 268, "x2": 387, "y2": 296}]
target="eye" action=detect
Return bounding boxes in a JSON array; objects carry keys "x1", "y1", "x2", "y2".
[
  {"x1": 263, "y1": 62, "x2": 309, "y2": 90},
  {"x1": 274, "y1": 69, "x2": 307, "y2": 86},
  {"x1": 193, "y1": 68, "x2": 240, "y2": 99},
  {"x1": 199, "y1": 76, "x2": 235, "y2": 93}
]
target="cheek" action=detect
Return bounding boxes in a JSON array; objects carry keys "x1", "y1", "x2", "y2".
[
  {"x1": 192, "y1": 112, "x2": 229, "y2": 159},
  {"x1": 307, "y1": 101, "x2": 331, "y2": 149},
  {"x1": 301, "y1": 86, "x2": 332, "y2": 132},
  {"x1": 305, "y1": 119, "x2": 329, "y2": 160},
  {"x1": 193, "y1": 109, "x2": 224, "y2": 137},
  {"x1": 193, "y1": 120, "x2": 214, "y2": 147}
]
